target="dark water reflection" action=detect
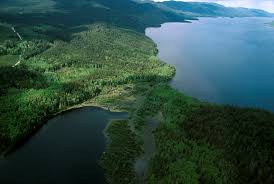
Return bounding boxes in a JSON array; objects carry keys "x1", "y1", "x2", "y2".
[
  {"x1": 0, "y1": 107, "x2": 128, "y2": 184},
  {"x1": 146, "y1": 17, "x2": 274, "y2": 112}
]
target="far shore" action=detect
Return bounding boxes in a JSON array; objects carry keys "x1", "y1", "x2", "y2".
[{"x1": 266, "y1": 21, "x2": 274, "y2": 27}]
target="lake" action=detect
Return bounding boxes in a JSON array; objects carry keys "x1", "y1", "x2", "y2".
[
  {"x1": 146, "y1": 17, "x2": 274, "y2": 112},
  {"x1": 0, "y1": 107, "x2": 128, "y2": 184}
]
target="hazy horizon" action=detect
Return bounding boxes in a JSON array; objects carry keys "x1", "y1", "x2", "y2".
[{"x1": 154, "y1": 0, "x2": 274, "y2": 13}]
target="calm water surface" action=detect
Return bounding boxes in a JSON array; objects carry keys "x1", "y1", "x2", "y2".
[
  {"x1": 0, "y1": 107, "x2": 127, "y2": 184},
  {"x1": 146, "y1": 17, "x2": 274, "y2": 112}
]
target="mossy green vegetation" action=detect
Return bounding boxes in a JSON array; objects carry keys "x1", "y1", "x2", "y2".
[{"x1": 101, "y1": 120, "x2": 143, "y2": 184}]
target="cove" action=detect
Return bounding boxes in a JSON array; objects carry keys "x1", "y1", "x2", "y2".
[
  {"x1": 0, "y1": 107, "x2": 128, "y2": 184},
  {"x1": 146, "y1": 17, "x2": 274, "y2": 112}
]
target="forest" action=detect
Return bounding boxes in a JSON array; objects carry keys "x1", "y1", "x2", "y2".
[
  {"x1": 100, "y1": 82, "x2": 274, "y2": 184},
  {"x1": 0, "y1": 23, "x2": 175, "y2": 154},
  {"x1": 101, "y1": 120, "x2": 143, "y2": 184},
  {"x1": 134, "y1": 84, "x2": 274, "y2": 184},
  {"x1": 0, "y1": 0, "x2": 273, "y2": 184}
]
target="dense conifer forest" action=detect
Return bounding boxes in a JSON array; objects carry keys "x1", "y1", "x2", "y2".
[
  {"x1": 0, "y1": 0, "x2": 273, "y2": 184},
  {"x1": 0, "y1": 23, "x2": 175, "y2": 154}
]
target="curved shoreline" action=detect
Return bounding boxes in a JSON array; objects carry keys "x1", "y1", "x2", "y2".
[
  {"x1": 146, "y1": 18, "x2": 274, "y2": 113},
  {"x1": 1, "y1": 101, "x2": 127, "y2": 158},
  {"x1": 2, "y1": 19, "x2": 274, "y2": 184}
]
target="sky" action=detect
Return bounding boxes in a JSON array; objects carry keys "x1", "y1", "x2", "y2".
[{"x1": 153, "y1": 0, "x2": 274, "y2": 13}]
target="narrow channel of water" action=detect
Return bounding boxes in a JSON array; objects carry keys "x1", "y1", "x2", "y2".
[{"x1": 0, "y1": 107, "x2": 128, "y2": 184}]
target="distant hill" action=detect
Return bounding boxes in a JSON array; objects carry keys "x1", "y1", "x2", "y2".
[
  {"x1": 1, "y1": 0, "x2": 272, "y2": 34},
  {"x1": 1, "y1": 1, "x2": 274, "y2": 184},
  {"x1": 159, "y1": 1, "x2": 274, "y2": 17},
  {"x1": 0, "y1": 0, "x2": 189, "y2": 32}
]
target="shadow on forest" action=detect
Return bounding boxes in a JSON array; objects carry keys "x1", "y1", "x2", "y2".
[
  {"x1": 0, "y1": 0, "x2": 187, "y2": 42},
  {"x1": 0, "y1": 65, "x2": 48, "y2": 95}
]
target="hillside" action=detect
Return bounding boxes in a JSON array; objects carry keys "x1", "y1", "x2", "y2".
[
  {"x1": 0, "y1": 0, "x2": 188, "y2": 33},
  {"x1": 0, "y1": 22, "x2": 176, "y2": 152},
  {"x1": 159, "y1": 1, "x2": 274, "y2": 17},
  {"x1": 0, "y1": 1, "x2": 273, "y2": 184}
]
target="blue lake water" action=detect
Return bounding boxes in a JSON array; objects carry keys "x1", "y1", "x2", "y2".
[
  {"x1": 0, "y1": 107, "x2": 128, "y2": 184},
  {"x1": 146, "y1": 17, "x2": 274, "y2": 112}
]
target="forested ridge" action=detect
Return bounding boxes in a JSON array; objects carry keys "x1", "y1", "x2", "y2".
[
  {"x1": 0, "y1": 1, "x2": 273, "y2": 184},
  {"x1": 159, "y1": 1, "x2": 274, "y2": 17},
  {"x1": 0, "y1": 0, "x2": 188, "y2": 33},
  {"x1": 0, "y1": 0, "x2": 181, "y2": 155}
]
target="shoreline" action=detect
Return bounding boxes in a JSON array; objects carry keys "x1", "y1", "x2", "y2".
[
  {"x1": 146, "y1": 18, "x2": 274, "y2": 113},
  {"x1": 2, "y1": 18, "x2": 274, "y2": 183},
  {"x1": 1, "y1": 100, "x2": 127, "y2": 159}
]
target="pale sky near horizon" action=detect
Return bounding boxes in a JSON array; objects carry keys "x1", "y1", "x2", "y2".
[{"x1": 153, "y1": 0, "x2": 274, "y2": 13}]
